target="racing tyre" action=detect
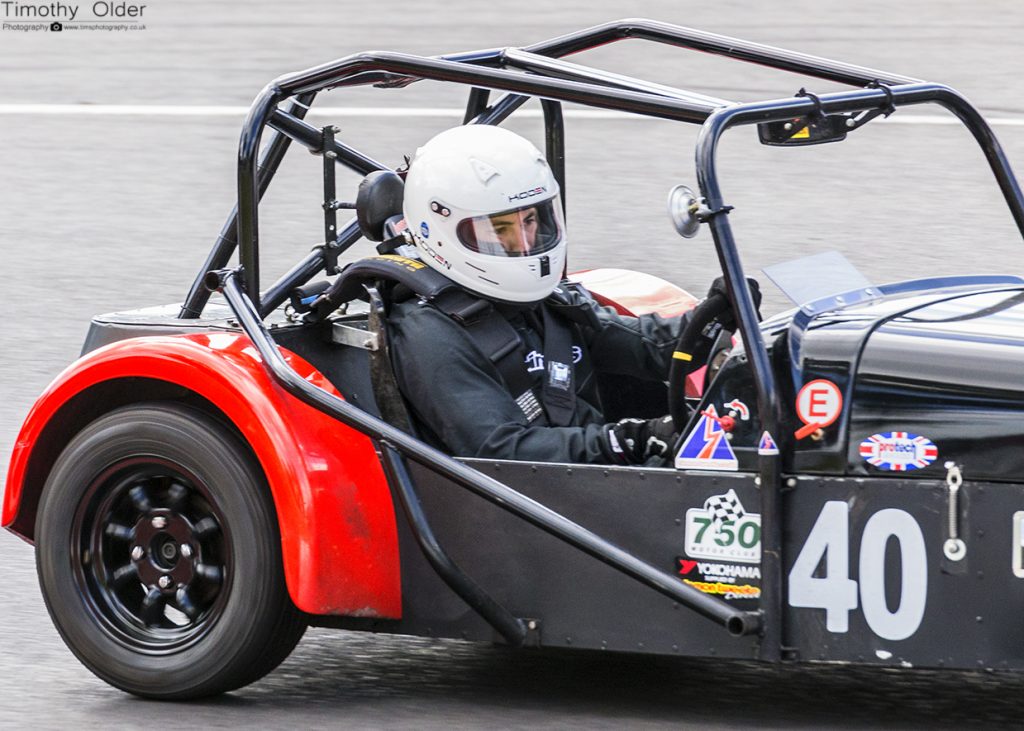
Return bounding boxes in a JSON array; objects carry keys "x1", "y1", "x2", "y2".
[{"x1": 35, "y1": 403, "x2": 306, "y2": 699}]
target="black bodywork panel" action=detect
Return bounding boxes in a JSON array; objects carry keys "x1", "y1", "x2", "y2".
[
  {"x1": 851, "y1": 289, "x2": 1024, "y2": 480},
  {"x1": 347, "y1": 459, "x2": 1024, "y2": 671},
  {"x1": 81, "y1": 304, "x2": 384, "y2": 419},
  {"x1": 392, "y1": 461, "x2": 763, "y2": 658},
  {"x1": 698, "y1": 284, "x2": 1024, "y2": 482}
]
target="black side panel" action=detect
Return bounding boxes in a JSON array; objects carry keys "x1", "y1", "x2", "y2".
[
  {"x1": 273, "y1": 323, "x2": 380, "y2": 418},
  {"x1": 81, "y1": 303, "x2": 237, "y2": 356},
  {"x1": 783, "y1": 475, "x2": 1024, "y2": 671},
  {"x1": 78, "y1": 306, "x2": 382, "y2": 418},
  {"x1": 390, "y1": 461, "x2": 762, "y2": 660},
  {"x1": 361, "y1": 462, "x2": 1024, "y2": 671}
]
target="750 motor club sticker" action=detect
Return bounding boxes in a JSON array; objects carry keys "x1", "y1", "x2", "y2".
[
  {"x1": 684, "y1": 489, "x2": 760, "y2": 563},
  {"x1": 679, "y1": 489, "x2": 762, "y2": 602}
]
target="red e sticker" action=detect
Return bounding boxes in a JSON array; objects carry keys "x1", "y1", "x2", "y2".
[{"x1": 795, "y1": 379, "x2": 843, "y2": 429}]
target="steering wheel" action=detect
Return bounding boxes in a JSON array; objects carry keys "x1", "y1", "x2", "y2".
[
  {"x1": 668, "y1": 277, "x2": 763, "y2": 431},
  {"x1": 667, "y1": 291, "x2": 735, "y2": 432}
]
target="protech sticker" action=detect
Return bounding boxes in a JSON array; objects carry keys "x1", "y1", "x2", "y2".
[
  {"x1": 675, "y1": 405, "x2": 738, "y2": 471},
  {"x1": 758, "y1": 431, "x2": 779, "y2": 456},
  {"x1": 859, "y1": 432, "x2": 938, "y2": 471},
  {"x1": 684, "y1": 489, "x2": 761, "y2": 563},
  {"x1": 420, "y1": 221, "x2": 430, "y2": 239}
]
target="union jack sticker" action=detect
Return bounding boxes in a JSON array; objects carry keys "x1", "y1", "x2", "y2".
[{"x1": 859, "y1": 431, "x2": 938, "y2": 471}]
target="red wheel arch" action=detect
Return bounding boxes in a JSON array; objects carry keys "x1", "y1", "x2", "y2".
[{"x1": 3, "y1": 333, "x2": 401, "y2": 618}]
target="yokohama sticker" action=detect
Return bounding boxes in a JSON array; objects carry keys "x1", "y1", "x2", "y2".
[
  {"x1": 859, "y1": 432, "x2": 938, "y2": 471},
  {"x1": 676, "y1": 558, "x2": 761, "y2": 601},
  {"x1": 684, "y1": 489, "x2": 761, "y2": 563}
]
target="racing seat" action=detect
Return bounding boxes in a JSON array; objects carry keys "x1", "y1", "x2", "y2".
[
  {"x1": 293, "y1": 171, "x2": 430, "y2": 436},
  {"x1": 340, "y1": 171, "x2": 419, "y2": 434}
]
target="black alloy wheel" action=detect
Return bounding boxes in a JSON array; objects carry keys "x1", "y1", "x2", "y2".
[
  {"x1": 73, "y1": 458, "x2": 231, "y2": 652},
  {"x1": 36, "y1": 403, "x2": 306, "y2": 699}
]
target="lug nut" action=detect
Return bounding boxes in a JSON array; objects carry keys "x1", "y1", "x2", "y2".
[
  {"x1": 158, "y1": 576, "x2": 173, "y2": 589},
  {"x1": 151, "y1": 516, "x2": 168, "y2": 529},
  {"x1": 130, "y1": 546, "x2": 144, "y2": 561},
  {"x1": 180, "y1": 544, "x2": 193, "y2": 559}
]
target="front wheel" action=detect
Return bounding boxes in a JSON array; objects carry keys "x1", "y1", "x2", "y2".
[{"x1": 35, "y1": 403, "x2": 306, "y2": 699}]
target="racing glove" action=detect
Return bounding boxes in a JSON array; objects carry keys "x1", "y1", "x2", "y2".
[
  {"x1": 604, "y1": 415, "x2": 678, "y2": 465},
  {"x1": 706, "y1": 276, "x2": 762, "y2": 330}
]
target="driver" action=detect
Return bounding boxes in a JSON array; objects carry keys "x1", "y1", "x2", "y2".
[{"x1": 388, "y1": 124, "x2": 742, "y2": 465}]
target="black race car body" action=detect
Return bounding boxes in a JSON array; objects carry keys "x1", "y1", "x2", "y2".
[
  {"x1": 707, "y1": 277, "x2": 1024, "y2": 479},
  {"x1": 5, "y1": 18, "x2": 1024, "y2": 699}
]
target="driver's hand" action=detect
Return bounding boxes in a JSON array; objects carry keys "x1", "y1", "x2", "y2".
[
  {"x1": 604, "y1": 415, "x2": 678, "y2": 465},
  {"x1": 707, "y1": 276, "x2": 762, "y2": 328}
]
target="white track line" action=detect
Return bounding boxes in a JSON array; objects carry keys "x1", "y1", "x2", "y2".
[{"x1": 0, "y1": 104, "x2": 1023, "y2": 126}]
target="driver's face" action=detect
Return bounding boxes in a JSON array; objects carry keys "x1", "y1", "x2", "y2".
[{"x1": 488, "y1": 207, "x2": 538, "y2": 255}]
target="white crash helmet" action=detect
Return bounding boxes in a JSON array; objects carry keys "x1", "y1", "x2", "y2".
[{"x1": 403, "y1": 125, "x2": 566, "y2": 303}]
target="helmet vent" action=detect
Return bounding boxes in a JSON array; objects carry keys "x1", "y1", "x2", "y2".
[{"x1": 470, "y1": 158, "x2": 500, "y2": 185}]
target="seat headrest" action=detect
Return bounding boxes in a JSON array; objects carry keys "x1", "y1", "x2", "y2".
[{"x1": 356, "y1": 171, "x2": 405, "y2": 242}]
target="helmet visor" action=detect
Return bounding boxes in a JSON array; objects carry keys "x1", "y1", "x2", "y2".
[{"x1": 455, "y1": 197, "x2": 564, "y2": 257}]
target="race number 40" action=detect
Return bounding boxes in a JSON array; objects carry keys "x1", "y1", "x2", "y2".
[{"x1": 788, "y1": 501, "x2": 927, "y2": 641}]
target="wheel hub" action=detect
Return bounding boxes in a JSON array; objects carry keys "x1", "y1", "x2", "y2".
[{"x1": 130, "y1": 510, "x2": 199, "y2": 590}]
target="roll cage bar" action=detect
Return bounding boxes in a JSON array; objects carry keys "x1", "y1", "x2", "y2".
[{"x1": 194, "y1": 19, "x2": 1024, "y2": 661}]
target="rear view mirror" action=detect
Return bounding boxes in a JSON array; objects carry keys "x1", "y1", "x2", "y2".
[
  {"x1": 757, "y1": 114, "x2": 851, "y2": 146},
  {"x1": 667, "y1": 184, "x2": 701, "y2": 238}
]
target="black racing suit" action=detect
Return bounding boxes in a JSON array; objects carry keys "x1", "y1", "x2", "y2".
[{"x1": 387, "y1": 281, "x2": 688, "y2": 463}]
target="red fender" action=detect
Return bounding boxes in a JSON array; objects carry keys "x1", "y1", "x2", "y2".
[
  {"x1": 2, "y1": 333, "x2": 401, "y2": 618},
  {"x1": 570, "y1": 268, "x2": 698, "y2": 317}
]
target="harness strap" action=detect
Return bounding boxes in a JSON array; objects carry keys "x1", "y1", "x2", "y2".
[
  {"x1": 365, "y1": 285, "x2": 414, "y2": 434},
  {"x1": 430, "y1": 285, "x2": 589, "y2": 427},
  {"x1": 540, "y1": 304, "x2": 576, "y2": 426},
  {"x1": 433, "y1": 288, "x2": 541, "y2": 423},
  {"x1": 325, "y1": 255, "x2": 593, "y2": 426}
]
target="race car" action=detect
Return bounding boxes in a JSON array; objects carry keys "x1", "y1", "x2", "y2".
[{"x1": 5, "y1": 18, "x2": 1024, "y2": 699}]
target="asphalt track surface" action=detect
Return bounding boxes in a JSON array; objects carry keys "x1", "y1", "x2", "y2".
[{"x1": 3, "y1": 0, "x2": 1024, "y2": 727}]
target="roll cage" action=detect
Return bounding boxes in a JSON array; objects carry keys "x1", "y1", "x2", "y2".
[{"x1": 187, "y1": 19, "x2": 1024, "y2": 661}]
